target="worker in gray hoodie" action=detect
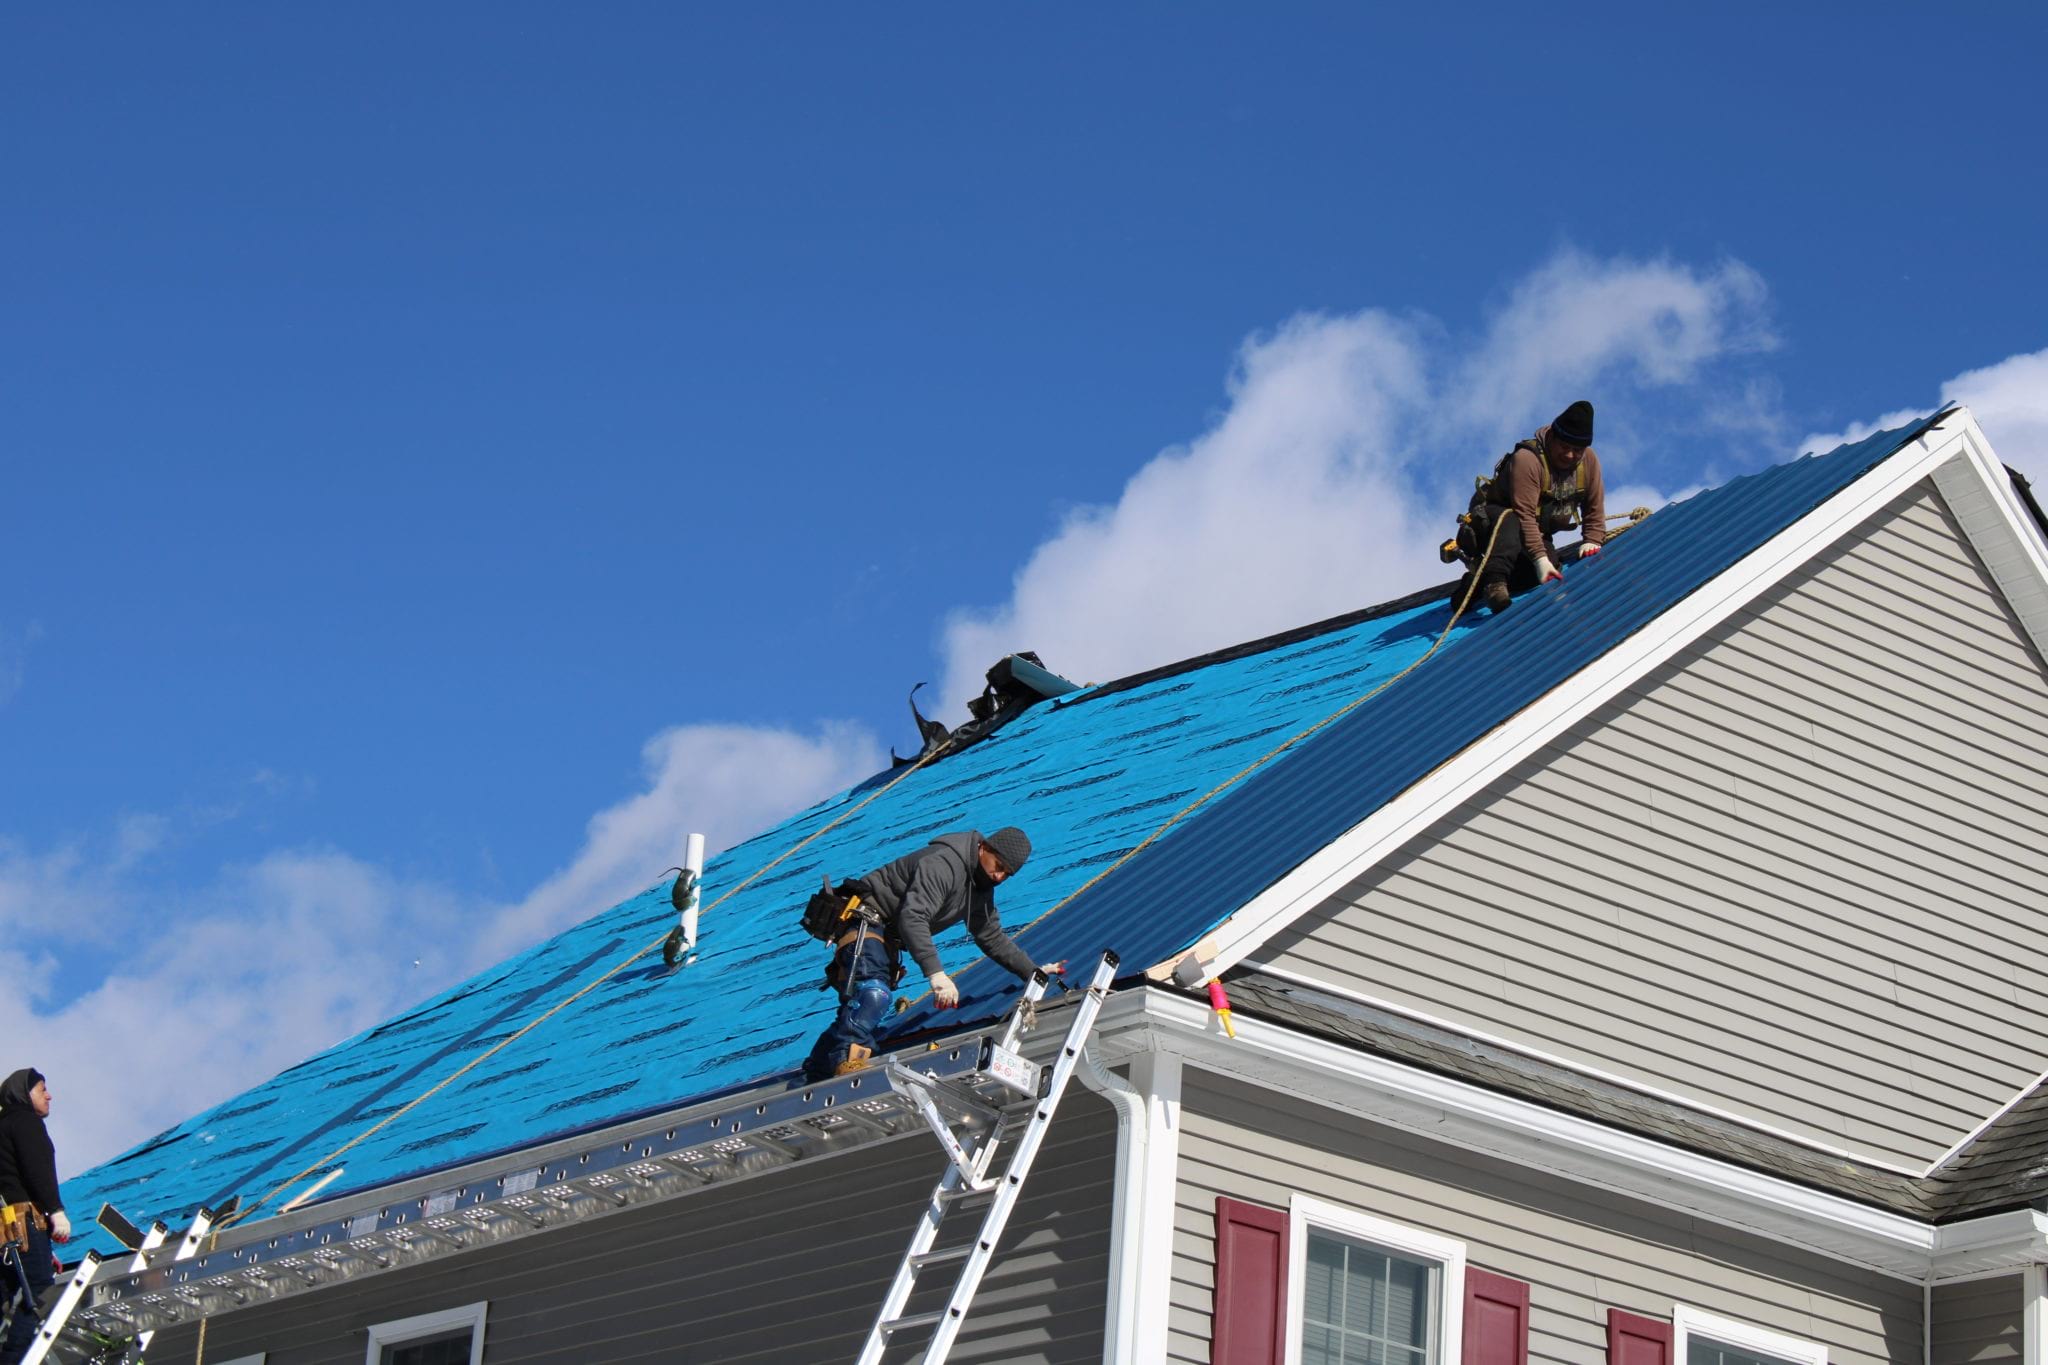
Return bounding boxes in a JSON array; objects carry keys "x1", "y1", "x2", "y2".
[
  {"x1": 1, "y1": 1068, "x2": 69, "y2": 1365},
  {"x1": 802, "y1": 828, "x2": 1057, "y2": 1080}
]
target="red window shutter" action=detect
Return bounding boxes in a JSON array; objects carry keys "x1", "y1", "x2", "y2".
[
  {"x1": 1213, "y1": 1196, "x2": 1288, "y2": 1365},
  {"x1": 1607, "y1": 1309, "x2": 1674, "y2": 1365},
  {"x1": 1463, "y1": 1267, "x2": 1530, "y2": 1365}
]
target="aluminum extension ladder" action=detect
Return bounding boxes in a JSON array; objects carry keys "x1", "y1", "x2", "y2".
[
  {"x1": 857, "y1": 948, "x2": 1118, "y2": 1365},
  {"x1": 10, "y1": 1200, "x2": 229, "y2": 1364}
]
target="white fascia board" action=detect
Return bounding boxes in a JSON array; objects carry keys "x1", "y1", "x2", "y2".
[
  {"x1": 1093, "y1": 987, "x2": 2047, "y2": 1282},
  {"x1": 1182, "y1": 418, "x2": 1980, "y2": 983},
  {"x1": 1927, "y1": 408, "x2": 2048, "y2": 665}
]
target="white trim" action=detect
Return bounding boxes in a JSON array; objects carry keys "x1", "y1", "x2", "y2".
[
  {"x1": 1183, "y1": 417, "x2": 1990, "y2": 993},
  {"x1": 2026, "y1": 1264, "x2": 2047, "y2": 1365},
  {"x1": 364, "y1": 1301, "x2": 488, "y2": 1365},
  {"x1": 1241, "y1": 961, "x2": 1920, "y2": 1177},
  {"x1": 1932, "y1": 410, "x2": 2048, "y2": 665},
  {"x1": 1285, "y1": 1194, "x2": 1465, "y2": 1365},
  {"x1": 1926, "y1": 1067, "x2": 2048, "y2": 1177},
  {"x1": 1078, "y1": 1047, "x2": 1181, "y2": 1365},
  {"x1": 1673, "y1": 1304, "x2": 1827, "y2": 1364},
  {"x1": 1091, "y1": 987, "x2": 2048, "y2": 1282}
]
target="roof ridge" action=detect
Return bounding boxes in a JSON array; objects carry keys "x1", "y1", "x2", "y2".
[{"x1": 1056, "y1": 577, "x2": 1462, "y2": 709}]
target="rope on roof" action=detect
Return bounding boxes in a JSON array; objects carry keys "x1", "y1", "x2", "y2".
[{"x1": 207, "y1": 513, "x2": 1541, "y2": 1246}]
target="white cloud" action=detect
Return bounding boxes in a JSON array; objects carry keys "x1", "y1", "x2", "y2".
[
  {"x1": 1797, "y1": 345, "x2": 2048, "y2": 486},
  {"x1": 476, "y1": 721, "x2": 886, "y2": 962},
  {"x1": 938, "y1": 249, "x2": 1776, "y2": 712},
  {"x1": 4, "y1": 722, "x2": 885, "y2": 1170},
  {"x1": 1453, "y1": 251, "x2": 1776, "y2": 452}
]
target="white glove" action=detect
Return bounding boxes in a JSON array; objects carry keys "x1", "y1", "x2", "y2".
[
  {"x1": 49, "y1": 1210, "x2": 71, "y2": 1243},
  {"x1": 928, "y1": 971, "x2": 960, "y2": 1009},
  {"x1": 1535, "y1": 556, "x2": 1561, "y2": 583}
]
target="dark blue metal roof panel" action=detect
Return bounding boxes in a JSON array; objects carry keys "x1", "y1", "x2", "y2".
[{"x1": 59, "y1": 414, "x2": 1937, "y2": 1257}]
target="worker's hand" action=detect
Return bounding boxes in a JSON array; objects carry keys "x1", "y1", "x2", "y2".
[
  {"x1": 1038, "y1": 961, "x2": 1067, "y2": 979},
  {"x1": 1535, "y1": 556, "x2": 1561, "y2": 583},
  {"x1": 1580, "y1": 542, "x2": 1602, "y2": 559},
  {"x1": 929, "y1": 971, "x2": 960, "y2": 1009},
  {"x1": 49, "y1": 1210, "x2": 71, "y2": 1243}
]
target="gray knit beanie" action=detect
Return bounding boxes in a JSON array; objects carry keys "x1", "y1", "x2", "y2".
[{"x1": 983, "y1": 827, "x2": 1032, "y2": 873}]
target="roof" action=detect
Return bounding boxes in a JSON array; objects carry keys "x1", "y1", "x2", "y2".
[
  {"x1": 1218, "y1": 970, "x2": 2048, "y2": 1224},
  {"x1": 61, "y1": 411, "x2": 1964, "y2": 1259}
]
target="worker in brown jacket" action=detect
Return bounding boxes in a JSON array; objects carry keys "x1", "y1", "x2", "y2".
[{"x1": 1469, "y1": 400, "x2": 1608, "y2": 614}]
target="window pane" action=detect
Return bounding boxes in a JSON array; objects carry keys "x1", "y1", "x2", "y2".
[
  {"x1": 1303, "y1": 1231, "x2": 1439, "y2": 1365},
  {"x1": 1687, "y1": 1336, "x2": 1800, "y2": 1365},
  {"x1": 1301, "y1": 1321, "x2": 1341, "y2": 1365},
  {"x1": 381, "y1": 1329, "x2": 474, "y2": 1365}
]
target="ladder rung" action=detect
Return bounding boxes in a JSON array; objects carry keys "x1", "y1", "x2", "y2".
[
  {"x1": 881, "y1": 1309, "x2": 954, "y2": 1335},
  {"x1": 937, "y1": 1184, "x2": 994, "y2": 1204},
  {"x1": 909, "y1": 1244, "x2": 974, "y2": 1269}
]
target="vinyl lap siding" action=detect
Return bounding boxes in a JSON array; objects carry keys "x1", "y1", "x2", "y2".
[
  {"x1": 140, "y1": 1095, "x2": 1115, "y2": 1365},
  {"x1": 1259, "y1": 481, "x2": 2048, "y2": 1169},
  {"x1": 1168, "y1": 1071, "x2": 1920, "y2": 1365},
  {"x1": 1931, "y1": 1275, "x2": 2023, "y2": 1364}
]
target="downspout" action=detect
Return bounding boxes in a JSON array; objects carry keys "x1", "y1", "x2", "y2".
[
  {"x1": 1079, "y1": 1044, "x2": 1184, "y2": 1365},
  {"x1": 1080, "y1": 1044, "x2": 1147, "y2": 1365},
  {"x1": 2026, "y1": 1263, "x2": 2047, "y2": 1365},
  {"x1": 1922, "y1": 1274, "x2": 1930, "y2": 1365}
]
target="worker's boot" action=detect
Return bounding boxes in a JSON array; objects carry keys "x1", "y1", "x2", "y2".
[
  {"x1": 1483, "y1": 581, "x2": 1512, "y2": 615},
  {"x1": 835, "y1": 1045, "x2": 873, "y2": 1076}
]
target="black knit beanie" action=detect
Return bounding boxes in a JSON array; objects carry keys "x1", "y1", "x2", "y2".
[
  {"x1": 983, "y1": 827, "x2": 1032, "y2": 873},
  {"x1": 1551, "y1": 400, "x2": 1595, "y2": 447}
]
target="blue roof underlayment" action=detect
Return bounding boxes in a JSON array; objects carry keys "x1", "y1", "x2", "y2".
[{"x1": 60, "y1": 415, "x2": 1941, "y2": 1259}]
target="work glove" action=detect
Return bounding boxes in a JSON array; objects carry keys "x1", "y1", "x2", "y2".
[
  {"x1": 49, "y1": 1210, "x2": 71, "y2": 1243},
  {"x1": 1580, "y1": 541, "x2": 1602, "y2": 559},
  {"x1": 1535, "y1": 556, "x2": 1562, "y2": 584},
  {"x1": 1038, "y1": 961, "x2": 1067, "y2": 979},
  {"x1": 928, "y1": 971, "x2": 960, "y2": 1009}
]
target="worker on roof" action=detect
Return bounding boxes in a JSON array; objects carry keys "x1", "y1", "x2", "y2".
[
  {"x1": 1, "y1": 1069, "x2": 69, "y2": 1365},
  {"x1": 1448, "y1": 399, "x2": 1609, "y2": 614},
  {"x1": 802, "y1": 828, "x2": 1057, "y2": 1081}
]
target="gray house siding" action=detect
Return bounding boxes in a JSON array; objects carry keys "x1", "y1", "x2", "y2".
[
  {"x1": 1931, "y1": 1275, "x2": 2024, "y2": 1365},
  {"x1": 139, "y1": 1094, "x2": 1115, "y2": 1364},
  {"x1": 1168, "y1": 1070, "x2": 1921, "y2": 1365},
  {"x1": 1259, "y1": 479, "x2": 2048, "y2": 1169}
]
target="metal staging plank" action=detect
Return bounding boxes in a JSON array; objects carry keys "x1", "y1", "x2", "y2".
[{"x1": 66, "y1": 1017, "x2": 1080, "y2": 1343}]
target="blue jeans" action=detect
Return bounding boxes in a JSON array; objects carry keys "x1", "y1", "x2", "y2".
[
  {"x1": 803, "y1": 933, "x2": 899, "y2": 1081},
  {"x1": 2, "y1": 1224, "x2": 53, "y2": 1365}
]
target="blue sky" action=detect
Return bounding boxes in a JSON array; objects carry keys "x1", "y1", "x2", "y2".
[{"x1": 6, "y1": 3, "x2": 2047, "y2": 1165}]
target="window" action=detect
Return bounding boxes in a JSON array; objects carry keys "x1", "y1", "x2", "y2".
[
  {"x1": 364, "y1": 1302, "x2": 488, "y2": 1365},
  {"x1": 1673, "y1": 1306, "x2": 1826, "y2": 1365},
  {"x1": 1286, "y1": 1195, "x2": 1465, "y2": 1365}
]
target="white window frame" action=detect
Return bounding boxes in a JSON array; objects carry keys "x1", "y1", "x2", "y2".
[
  {"x1": 1284, "y1": 1193, "x2": 1465, "y2": 1365},
  {"x1": 363, "y1": 1300, "x2": 489, "y2": 1365},
  {"x1": 1673, "y1": 1305, "x2": 1827, "y2": 1365}
]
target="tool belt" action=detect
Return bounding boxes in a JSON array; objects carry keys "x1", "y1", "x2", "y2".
[
  {"x1": 1, "y1": 1201, "x2": 45, "y2": 1250},
  {"x1": 822, "y1": 917, "x2": 907, "y2": 996}
]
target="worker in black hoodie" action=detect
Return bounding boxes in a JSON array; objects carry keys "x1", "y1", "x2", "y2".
[
  {"x1": 1, "y1": 1068, "x2": 68, "y2": 1365},
  {"x1": 802, "y1": 827, "x2": 1058, "y2": 1081}
]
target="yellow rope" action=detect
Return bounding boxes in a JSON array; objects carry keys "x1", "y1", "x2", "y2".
[
  {"x1": 207, "y1": 500, "x2": 1606, "y2": 1235},
  {"x1": 911, "y1": 512, "x2": 1519, "y2": 999},
  {"x1": 213, "y1": 737, "x2": 958, "y2": 1235}
]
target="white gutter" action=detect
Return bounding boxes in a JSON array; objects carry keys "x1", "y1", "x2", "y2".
[{"x1": 1091, "y1": 987, "x2": 2048, "y2": 1284}]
